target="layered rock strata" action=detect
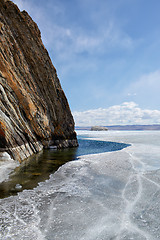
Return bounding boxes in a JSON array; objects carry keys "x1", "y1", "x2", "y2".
[{"x1": 0, "y1": 0, "x2": 78, "y2": 162}]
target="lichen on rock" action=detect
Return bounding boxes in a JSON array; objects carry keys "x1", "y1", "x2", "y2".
[{"x1": 0, "y1": 0, "x2": 78, "y2": 162}]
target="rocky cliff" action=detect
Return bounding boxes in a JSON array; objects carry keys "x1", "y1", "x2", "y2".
[{"x1": 0, "y1": 0, "x2": 78, "y2": 162}]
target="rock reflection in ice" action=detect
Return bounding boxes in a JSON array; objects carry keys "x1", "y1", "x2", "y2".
[{"x1": 0, "y1": 131, "x2": 160, "y2": 240}]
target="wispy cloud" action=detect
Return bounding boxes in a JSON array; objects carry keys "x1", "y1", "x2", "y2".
[
  {"x1": 13, "y1": 0, "x2": 136, "y2": 57},
  {"x1": 43, "y1": 20, "x2": 134, "y2": 58},
  {"x1": 73, "y1": 102, "x2": 160, "y2": 126},
  {"x1": 125, "y1": 70, "x2": 160, "y2": 108},
  {"x1": 128, "y1": 70, "x2": 160, "y2": 92}
]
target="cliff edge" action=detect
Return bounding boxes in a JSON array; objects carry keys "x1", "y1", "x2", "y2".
[{"x1": 0, "y1": 0, "x2": 78, "y2": 162}]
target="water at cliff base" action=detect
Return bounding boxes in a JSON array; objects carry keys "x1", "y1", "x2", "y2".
[
  {"x1": 0, "y1": 137, "x2": 128, "y2": 198},
  {"x1": 1, "y1": 130, "x2": 160, "y2": 240}
]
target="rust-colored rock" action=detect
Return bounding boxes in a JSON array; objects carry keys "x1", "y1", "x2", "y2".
[{"x1": 0, "y1": 0, "x2": 78, "y2": 162}]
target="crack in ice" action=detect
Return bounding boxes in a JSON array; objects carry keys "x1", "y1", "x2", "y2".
[{"x1": 116, "y1": 151, "x2": 151, "y2": 240}]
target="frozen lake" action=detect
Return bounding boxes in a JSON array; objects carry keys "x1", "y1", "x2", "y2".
[{"x1": 1, "y1": 130, "x2": 160, "y2": 240}]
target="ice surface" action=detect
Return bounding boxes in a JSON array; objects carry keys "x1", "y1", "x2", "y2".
[
  {"x1": 0, "y1": 152, "x2": 19, "y2": 183},
  {"x1": 0, "y1": 131, "x2": 160, "y2": 239}
]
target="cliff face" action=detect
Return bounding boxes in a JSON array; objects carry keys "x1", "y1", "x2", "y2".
[{"x1": 0, "y1": 0, "x2": 78, "y2": 162}]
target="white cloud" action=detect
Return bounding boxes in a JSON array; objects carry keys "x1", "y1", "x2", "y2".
[{"x1": 73, "y1": 102, "x2": 160, "y2": 126}]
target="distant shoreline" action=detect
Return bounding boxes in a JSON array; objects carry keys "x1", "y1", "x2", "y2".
[{"x1": 76, "y1": 124, "x2": 160, "y2": 131}]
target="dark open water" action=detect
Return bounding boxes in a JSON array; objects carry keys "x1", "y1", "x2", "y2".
[{"x1": 0, "y1": 138, "x2": 129, "y2": 198}]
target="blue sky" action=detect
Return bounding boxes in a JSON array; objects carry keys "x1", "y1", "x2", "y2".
[{"x1": 13, "y1": 0, "x2": 160, "y2": 125}]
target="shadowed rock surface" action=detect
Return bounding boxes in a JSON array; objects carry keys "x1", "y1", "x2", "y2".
[{"x1": 0, "y1": 0, "x2": 78, "y2": 162}]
